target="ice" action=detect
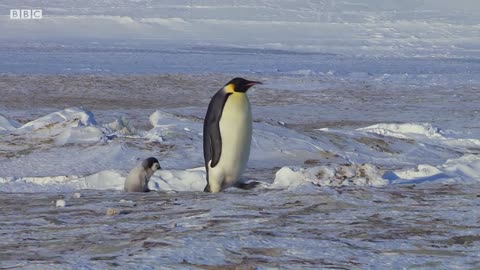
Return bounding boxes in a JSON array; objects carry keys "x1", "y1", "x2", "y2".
[
  {"x1": 0, "y1": 87, "x2": 478, "y2": 269},
  {"x1": 388, "y1": 164, "x2": 444, "y2": 181},
  {"x1": 1, "y1": 107, "x2": 479, "y2": 193},
  {"x1": 84, "y1": 170, "x2": 124, "y2": 190},
  {"x1": 103, "y1": 116, "x2": 136, "y2": 136},
  {"x1": 358, "y1": 122, "x2": 480, "y2": 155},
  {"x1": 149, "y1": 167, "x2": 206, "y2": 192},
  {"x1": 55, "y1": 199, "x2": 66, "y2": 207},
  {"x1": 273, "y1": 167, "x2": 306, "y2": 188},
  {"x1": 18, "y1": 107, "x2": 97, "y2": 131},
  {"x1": 0, "y1": 114, "x2": 20, "y2": 131},
  {"x1": 358, "y1": 123, "x2": 446, "y2": 139},
  {"x1": 1, "y1": 0, "x2": 479, "y2": 58},
  {"x1": 55, "y1": 126, "x2": 106, "y2": 145},
  {"x1": 0, "y1": 167, "x2": 205, "y2": 193},
  {"x1": 443, "y1": 155, "x2": 480, "y2": 181},
  {"x1": 145, "y1": 110, "x2": 203, "y2": 143},
  {"x1": 274, "y1": 164, "x2": 387, "y2": 188},
  {"x1": 382, "y1": 154, "x2": 480, "y2": 185}
]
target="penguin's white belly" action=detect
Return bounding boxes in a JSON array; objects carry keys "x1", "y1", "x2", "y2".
[{"x1": 209, "y1": 93, "x2": 252, "y2": 191}]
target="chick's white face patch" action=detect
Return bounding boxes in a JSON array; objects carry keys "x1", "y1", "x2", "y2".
[{"x1": 152, "y1": 163, "x2": 161, "y2": 171}]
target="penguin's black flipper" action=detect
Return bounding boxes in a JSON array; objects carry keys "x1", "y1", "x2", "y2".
[{"x1": 203, "y1": 90, "x2": 231, "y2": 169}]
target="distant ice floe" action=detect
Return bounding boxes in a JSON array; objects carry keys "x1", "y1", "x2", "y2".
[{"x1": 1, "y1": 108, "x2": 480, "y2": 193}]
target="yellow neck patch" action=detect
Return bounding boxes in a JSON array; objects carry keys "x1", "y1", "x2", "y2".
[{"x1": 223, "y1": 84, "x2": 235, "y2": 93}]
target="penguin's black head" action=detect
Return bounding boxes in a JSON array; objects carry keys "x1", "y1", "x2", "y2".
[
  {"x1": 142, "y1": 157, "x2": 161, "y2": 171},
  {"x1": 225, "y1": 77, "x2": 262, "y2": 93}
]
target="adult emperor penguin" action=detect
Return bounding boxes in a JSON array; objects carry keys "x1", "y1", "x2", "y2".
[
  {"x1": 203, "y1": 77, "x2": 262, "y2": 193},
  {"x1": 124, "y1": 157, "x2": 161, "y2": 192}
]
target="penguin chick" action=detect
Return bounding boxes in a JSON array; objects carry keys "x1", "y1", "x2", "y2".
[{"x1": 124, "y1": 157, "x2": 161, "y2": 192}]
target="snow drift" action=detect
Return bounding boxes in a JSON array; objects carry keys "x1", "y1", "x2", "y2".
[{"x1": 1, "y1": 108, "x2": 479, "y2": 192}]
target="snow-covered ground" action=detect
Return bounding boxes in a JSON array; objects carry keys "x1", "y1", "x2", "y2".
[
  {"x1": 0, "y1": 74, "x2": 479, "y2": 268},
  {"x1": 1, "y1": 0, "x2": 480, "y2": 269},
  {"x1": 1, "y1": 103, "x2": 480, "y2": 191},
  {"x1": 1, "y1": 0, "x2": 479, "y2": 58},
  {"x1": 2, "y1": 185, "x2": 479, "y2": 269}
]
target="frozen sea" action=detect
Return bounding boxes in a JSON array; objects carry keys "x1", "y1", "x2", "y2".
[{"x1": 1, "y1": 0, "x2": 480, "y2": 269}]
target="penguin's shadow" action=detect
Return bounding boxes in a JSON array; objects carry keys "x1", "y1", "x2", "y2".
[{"x1": 234, "y1": 181, "x2": 262, "y2": 190}]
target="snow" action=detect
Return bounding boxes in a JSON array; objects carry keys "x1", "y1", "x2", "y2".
[
  {"x1": 55, "y1": 199, "x2": 66, "y2": 207},
  {"x1": 149, "y1": 167, "x2": 206, "y2": 192},
  {"x1": 1, "y1": 0, "x2": 479, "y2": 58},
  {"x1": 358, "y1": 123, "x2": 446, "y2": 139},
  {"x1": 18, "y1": 107, "x2": 97, "y2": 131},
  {"x1": 1, "y1": 107, "x2": 479, "y2": 193},
  {"x1": 274, "y1": 163, "x2": 388, "y2": 188},
  {"x1": 443, "y1": 155, "x2": 480, "y2": 181},
  {"x1": 0, "y1": 114, "x2": 21, "y2": 131}
]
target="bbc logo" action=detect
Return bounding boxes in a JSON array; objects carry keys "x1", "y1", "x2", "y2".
[{"x1": 10, "y1": 9, "x2": 43, "y2": 19}]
